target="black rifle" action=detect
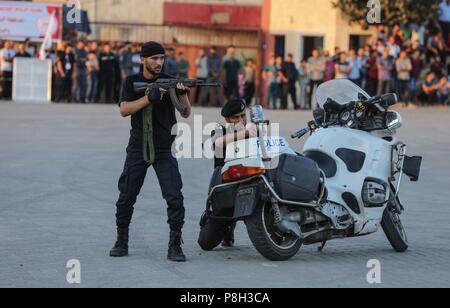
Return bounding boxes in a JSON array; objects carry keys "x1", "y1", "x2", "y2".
[{"x1": 134, "y1": 78, "x2": 221, "y2": 116}]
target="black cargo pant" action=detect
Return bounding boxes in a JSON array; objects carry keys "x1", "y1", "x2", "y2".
[
  {"x1": 99, "y1": 73, "x2": 115, "y2": 104},
  {"x1": 198, "y1": 167, "x2": 235, "y2": 251},
  {"x1": 281, "y1": 81, "x2": 299, "y2": 109},
  {"x1": 198, "y1": 209, "x2": 235, "y2": 251},
  {"x1": 224, "y1": 79, "x2": 239, "y2": 101},
  {"x1": 115, "y1": 150, "x2": 185, "y2": 232},
  {"x1": 1, "y1": 71, "x2": 12, "y2": 99}
]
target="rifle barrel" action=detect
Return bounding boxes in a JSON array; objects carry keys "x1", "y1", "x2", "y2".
[
  {"x1": 133, "y1": 81, "x2": 221, "y2": 95},
  {"x1": 196, "y1": 83, "x2": 221, "y2": 87}
]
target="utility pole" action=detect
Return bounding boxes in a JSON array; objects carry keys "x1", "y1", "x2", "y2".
[{"x1": 94, "y1": 0, "x2": 98, "y2": 40}]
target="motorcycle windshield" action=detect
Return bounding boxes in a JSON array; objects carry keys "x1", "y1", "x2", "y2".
[{"x1": 316, "y1": 79, "x2": 371, "y2": 108}]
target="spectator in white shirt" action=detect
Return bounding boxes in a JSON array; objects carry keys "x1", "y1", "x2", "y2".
[
  {"x1": 195, "y1": 49, "x2": 208, "y2": 105},
  {"x1": 0, "y1": 41, "x2": 16, "y2": 99},
  {"x1": 335, "y1": 52, "x2": 352, "y2": 79},
  {"x1": 388, "y1": 36, "x2": 401, "y2": 59}
]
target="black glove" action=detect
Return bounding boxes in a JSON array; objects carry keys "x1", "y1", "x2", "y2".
[
  {"x1": 176, "y1": 84, "x2": 190, "y2": 96},
  {"x1": 146, "y1": 87, "x2": 162, "y2": 104}
]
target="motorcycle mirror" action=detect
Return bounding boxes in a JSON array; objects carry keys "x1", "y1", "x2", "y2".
[
  {"x1": 380, "y1": 93, "x2": 398, "y2": 107},
  {"x1": 323, "y1": 98, "x2": 343, "y2": 113},
  {"x1": 358, "y1": 92, "x2": 368, "y2": 101},
  {"x1": 313, "y1": 108, "x2": 325, "y2": 126}
]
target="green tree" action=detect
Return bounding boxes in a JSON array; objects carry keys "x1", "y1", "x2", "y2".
[{"x1": 333, "y1": 0, "x2": 440, "y2": 28}]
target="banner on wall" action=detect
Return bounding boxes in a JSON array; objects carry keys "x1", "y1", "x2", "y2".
[{"x1": 0, "y1": 1, "x2": 63, "y2": 42}]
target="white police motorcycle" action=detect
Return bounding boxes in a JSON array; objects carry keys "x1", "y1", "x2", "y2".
[{"x1": 206, "y1": 79, "x2": 422, "y2": 261}]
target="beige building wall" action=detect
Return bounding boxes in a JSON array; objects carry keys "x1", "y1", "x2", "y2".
[
  {"x1": 78, "y1": 0, "x2": 262, "y2": 24},
  {"x1": 32, "y1": 0, "x2": 165, "y2": 36},
  {"x1": 79, "y1": 0, "x2": 165, "y2": 24},
  {"x1": 334, "y1": 9, "x2": 373, "y2": 49},
  {"x1": 165, "y1": 0, "x2": 262, "y2": 5},
  {"x1": 33, "y1": 0, "x2": 262, "y2": 43},
  {"x1": 33, "y1": 0, "x2": 66, "y2": 3},
  {"x1": 269, "y1": 0, "x2": 373, "y2": 62}
]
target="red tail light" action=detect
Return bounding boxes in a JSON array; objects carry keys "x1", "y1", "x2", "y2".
[{"x1": 223, "y1": 164, "x2": 265, "y2": 182}]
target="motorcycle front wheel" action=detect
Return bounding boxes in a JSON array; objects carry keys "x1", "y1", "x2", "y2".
[
  {"x1": 381, "y1": 195, "x2": 408, "y2": 252},
  {"x1": 245, "y1": 201, "x2": 302, "y2": 261}
]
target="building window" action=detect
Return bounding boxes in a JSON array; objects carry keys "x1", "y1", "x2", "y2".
[
  {"x1": 349, "y1": 35, "x2": 371, "y2": 50},
  {"x1": 275, "y1": 35, "x2": 285, "y2": 58},
  {"x1": 302, "y1": 36, "x2": 324, "y2": 60}
]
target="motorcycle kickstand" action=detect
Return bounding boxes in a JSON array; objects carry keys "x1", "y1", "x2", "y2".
[{"x1": 318, "y1": 241, "x2": 327, "y2": 252}]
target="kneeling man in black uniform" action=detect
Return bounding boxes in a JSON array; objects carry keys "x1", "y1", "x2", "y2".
[{"x1": 198, "y1": 99, "x2": 257, "y2": 251}]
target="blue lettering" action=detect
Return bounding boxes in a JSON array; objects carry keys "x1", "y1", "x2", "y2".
[{"x1": 256, "y1": 138, "x2": 286, "y2": 149}]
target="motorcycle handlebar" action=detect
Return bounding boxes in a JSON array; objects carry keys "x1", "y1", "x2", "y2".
[{"x1": 291, "y1": 127, "x2": 310, "y2": 139}]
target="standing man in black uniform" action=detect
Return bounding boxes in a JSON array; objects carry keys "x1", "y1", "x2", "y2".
[
  {"x1": 280, "y1": 53, "x2": 300, "y2": 110},
  {"x1": 198, "y1": 99, "x2": 257, "y2": 251},
  {"x1": 110, "y1": 41, "x2": 191, "y2": 262},
  {"x1": 98, "y1": 43, "x2": 117, "y2": 104}
]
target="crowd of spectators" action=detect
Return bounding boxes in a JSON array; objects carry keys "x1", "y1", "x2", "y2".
[
  {"x1": 262, "y1": 4, "x2": 450, "y2": 110},
  {"x1": 0, "y1": 39, "x2": 144, "y2": 103},
  {"x1": 0, "y1": 40, "x2": 258, "y2": 107},
  {"x1": 3, "y1": 0, "x2": 450, "y2": 109}
]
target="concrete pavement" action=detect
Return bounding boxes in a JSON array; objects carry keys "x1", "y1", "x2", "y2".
[{"x1": 0, "y1": 101, "x2": 449, "y2": 288}]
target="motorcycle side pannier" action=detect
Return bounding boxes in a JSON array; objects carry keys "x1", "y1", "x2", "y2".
[
  {"x1": 273, "y1": 154, "x2": 321, "y2": 202},
  {"x1": 208, "y1": 167, "x2": 237, "y2": 211}
]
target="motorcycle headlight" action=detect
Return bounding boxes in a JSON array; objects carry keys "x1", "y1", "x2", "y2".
[{"x1": 362, "y1": 178, "x2": 390, "y2": 207}]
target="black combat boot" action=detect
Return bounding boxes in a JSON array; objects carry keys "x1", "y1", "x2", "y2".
[
  {"x1": 168, "y1": 231, "x2": 186, "y2": 262},
  {"x1": 109, "y1": 228, "x2": 129, "y2": 257},
  {"x1": 221, "y1": 223, "x2": 235, "y2": 248}
]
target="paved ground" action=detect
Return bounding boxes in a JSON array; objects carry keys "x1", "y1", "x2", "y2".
[{"x1": 0, "y1": 101, "x2": 449, "y2": 288}]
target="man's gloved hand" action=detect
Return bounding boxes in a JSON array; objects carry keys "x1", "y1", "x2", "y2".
[
  {"x1": 176, "y1": 83, "x2": 190, "y2": 96},
  {"x1": 146, "y1": 87, "x2": 167, "y2": 104}
]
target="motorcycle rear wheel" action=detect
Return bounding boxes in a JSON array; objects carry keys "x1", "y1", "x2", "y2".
[{"x1": 245, "y1": 201, "x2": 302, "y2": 261}]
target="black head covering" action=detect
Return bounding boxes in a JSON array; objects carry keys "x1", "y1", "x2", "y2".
[
  {"x1": 221, "y1": 99, "x2": 247, "y2": 117},
  {"x1": 140, "y1": 41, "x2": 165, "y2": 58}
]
